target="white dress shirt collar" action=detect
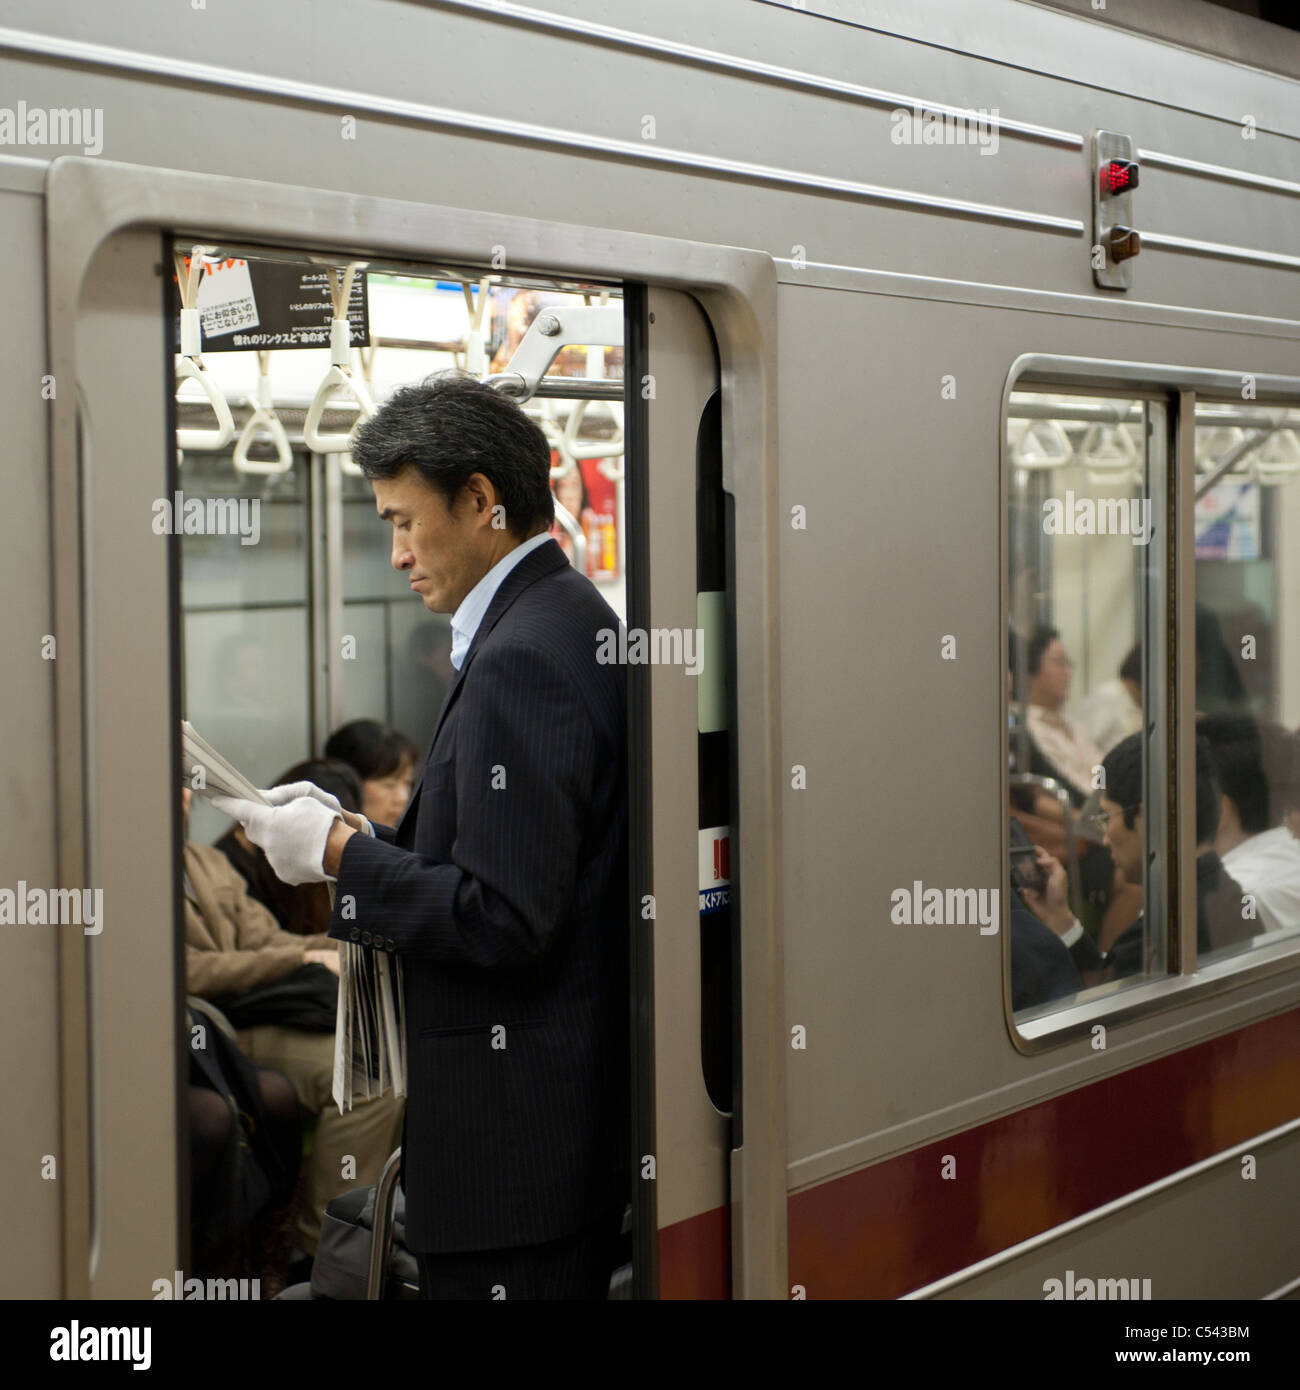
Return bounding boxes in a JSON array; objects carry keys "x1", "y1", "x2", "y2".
[{"x1": 449, "y1": 531, "x2": 554, "y2": 671}]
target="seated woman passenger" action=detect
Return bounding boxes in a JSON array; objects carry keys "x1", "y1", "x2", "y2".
[
  {"x1": 183, "y1": 787, "x2": 404, "y2": 1259},
  {"x1": 216, "y1": 758, "x2": 364, "y2": 936},
  {"x1": 324, "y1": 719, "x2": 420, "y2": 827}
]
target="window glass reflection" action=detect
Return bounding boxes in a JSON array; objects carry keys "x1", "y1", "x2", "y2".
[{"x1": 1008, "y1": 392, "x2": 1164, "y2": 1014}]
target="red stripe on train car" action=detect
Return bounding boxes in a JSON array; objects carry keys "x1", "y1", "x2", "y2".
[
  {"x1": 656, "y1": 1009, "x2": 1300, "y2": 1298},
  {"x1": 658, "y1": 1202, "x2": 730, "y2": 1299},
  {"x1": 788, "y1": 1008, "x2": 1300, "y2": 1299}
]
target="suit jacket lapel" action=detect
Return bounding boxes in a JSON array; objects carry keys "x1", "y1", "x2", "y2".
[{"x1": 399, "y1": 539, "x2": 570, "y2": 826}]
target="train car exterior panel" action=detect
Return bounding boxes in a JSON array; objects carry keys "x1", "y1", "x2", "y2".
[
  {"x1": 0, "y1": 163, "x2": 63, "y2": 1300},
  {"x1": 0, "y1": 0, "x2": 1295, "y2": 318}
]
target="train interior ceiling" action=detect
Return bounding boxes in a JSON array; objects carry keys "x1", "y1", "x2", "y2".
[{"x1": 173, "y1": 245, "x2": 628, "y2": 847}]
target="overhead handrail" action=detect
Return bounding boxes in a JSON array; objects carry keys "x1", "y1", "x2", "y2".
[
  {"x1": 174, "y1": 246, "x2": 235, "y2": 451},
  {"x1": 303, "y1": 262, "x2": 376, "y2": 453},
  {"x1": 483, "y1": 301, "x2": 623, "y2": 404},
  {"x1": 233, "y1": 351, "x2": 293, "y2": 476}
]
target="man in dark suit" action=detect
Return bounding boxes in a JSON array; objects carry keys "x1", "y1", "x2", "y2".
[{"x1": 218, "y1": 374, "x2": 629, "y2": 1299}]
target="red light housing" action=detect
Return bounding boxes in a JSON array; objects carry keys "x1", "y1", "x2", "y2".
[{"x1": 1101, "y1": 159, "x2": 1139, "y2": 195}]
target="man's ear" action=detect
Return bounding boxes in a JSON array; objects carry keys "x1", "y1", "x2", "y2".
[{"x1": 465, "y1": 472, "x2": 500, "y2": 523}]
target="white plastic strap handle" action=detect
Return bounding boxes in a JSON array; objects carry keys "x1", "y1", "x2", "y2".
[
  {"x1": 561, "y1": 398, "x2": 625, "y2": 463},
  {"x1": 462, "y1": 278, "x2": 491, "y2": 379},
  {"x1": 581, "y1": 290, "x2": 610, "y2": 378},
  {"x1": 304, "y1": 263, "x2": 375, "y2": 453},
  {"x1": 340, "y1": 343, "x2": 378, "y2": 477},
  {"x1": 234, "y1": 351, "x2": 293, "y2": 476},
  {"x1": 174, "y1": 247, "x2": 235, "y2": 450}
]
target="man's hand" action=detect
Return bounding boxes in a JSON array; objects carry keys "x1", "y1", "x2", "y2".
[
  {"x1": 262, "y1": 782, "x2": 372, "y2": 836},
  {"x1": 1021, "y1": 846, "x2": 1079, "y2": 936},
  {"x1": 303, "y1": 948, "x2": 340, "y2": 977},
  {"x1": 211, "y1": 794, "x2": 341, "y2": 886}
]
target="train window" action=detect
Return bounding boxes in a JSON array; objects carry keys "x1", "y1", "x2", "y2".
[
  {"x1": 174, "y1": 251, "x2": 626, "y2": 823},
  {"x1": 1192, "y1": 401, "x2": 1300, "y2": 961},
  {"x1": 181, "y1": 447, "x2": 313, "y2": 848},
  {"x1": 1007, "y1": 390, "x2": 1168, "y2": 1014}
]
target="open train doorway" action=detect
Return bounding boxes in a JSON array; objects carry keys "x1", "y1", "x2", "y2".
[{"x1": 54, "y1": 237, "x2": 733, "y2": 1298}]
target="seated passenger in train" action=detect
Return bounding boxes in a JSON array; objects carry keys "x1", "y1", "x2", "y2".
[
  {"x1": 1009, "y1": 633, "x2": 1141, "y2": 944},
  {"x1": 1075, "y1": 643, "x2": 1142, "y2": 756},
  {"x1": 187, "y1": 1003, "x2": 301, "y2": 1287},
  {"x1": 1010, "y1": 840, "x2": 1091, "y2": 1010},
  {"x1": 1021, "y1": 625, "x2": 1105, "y2": 804},
  {"x1": 323, "y1": 719, "x2": 420, "y2": 827},
  {"x1": 1200, "y1": 714, "x2": 1300, "y2": 936},
  {"x1": 217, "y1": 758, "x2": 364, "y2": 936},
  {"x1": 182, "y1": 787, "x2": 404, "y2": 1260},
  {"x1": 1090, "y1": 733, "x2": 1255, "y2": 979}
]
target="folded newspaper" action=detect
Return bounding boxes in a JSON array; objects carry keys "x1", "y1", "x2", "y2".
[{"x1": 182, "y1": 721, "x2": 406, "y2": 1112}]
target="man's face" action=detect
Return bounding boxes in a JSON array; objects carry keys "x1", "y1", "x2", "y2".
[
  {"x1": 1031, "y1": 639, "x2": 1073, "y2": 708},
  {"x1": 1100, "y1": 791, "x2": 1143, "y2": 884},
  {"x1": 374, "y1": 467, "x2": 502, "y2": 614}
]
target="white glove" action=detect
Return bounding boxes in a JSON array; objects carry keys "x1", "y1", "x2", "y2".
[
  {"x1": 212, "y1": 794, "x2": 341, "y2": 886},
  {"x1": 261, "y1": 781, "x2": 374, "y2": 837},
  {"x1": 261, "y1": 781, "x2": 344, "y2": 815}
]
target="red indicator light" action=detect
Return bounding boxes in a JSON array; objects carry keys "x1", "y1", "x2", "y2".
[{"x1": 1101, "y1": 159, "x2": 1139, "y2": 194}]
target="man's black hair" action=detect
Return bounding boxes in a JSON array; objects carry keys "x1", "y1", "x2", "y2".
[
  {"x1": 350, "y1": 371, "x2": 555, "y2": 540},
  {"x1": 1101, "y1": 732, "x2": 1143, "y2": 830},
  {"x1": 1195, "y1": 735, "x2": 1222, "y2": 846},
  {"x1": 1119, "y1": 643, "x2": 1142, "y2": 687},
  {"x1": 1026, "y1": 625, "x2": 1060, "y2": 678},
  {"x1": 1102, "y1": 731, "x2": 1222, "y2": 843},
  {"x1": 1199, "y1": 713, "x2": 1270, "y2": 835}
]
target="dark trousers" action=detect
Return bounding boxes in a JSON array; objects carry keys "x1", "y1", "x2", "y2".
[{"x1": 416, "y1": 1206, "x2": 624, "y2": 1300}]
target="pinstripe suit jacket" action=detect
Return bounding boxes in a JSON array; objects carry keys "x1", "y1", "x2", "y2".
[{"x1": 328, "y1": 539, "x2": 629, "y2": 1252}]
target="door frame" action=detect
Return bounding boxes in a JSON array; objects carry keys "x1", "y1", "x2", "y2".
[{"x1": 45, "y1": 155, "x2": 787, "y2": 1298}]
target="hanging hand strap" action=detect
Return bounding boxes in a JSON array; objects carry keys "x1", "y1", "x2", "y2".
[
  {"x1": 462, "y1": 277, "x2": 491, "y2": 378},
  {"x1": 233, "y1": 351, "x2": 293, "y2": 476},
  {"x1": 303, "y1": 263, "x2": 376, "y2": 453},
  {"x1": 339, "y1": 342, "x2": 379, "y2": 477},
  {"x1": 174, "y1": 246, "x2": 235, "y2": 451}
]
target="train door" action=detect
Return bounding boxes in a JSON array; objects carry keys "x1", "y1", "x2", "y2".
[
  {"x1": 52, "y1": 218, "x2": 739, "y2": 1296},
  {"x1": 627, "y1": 287, "x2": 733, "y2": 1297},
  {"x1": 53, "y1": 227, "x2": 183, "y2": 1297}
]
